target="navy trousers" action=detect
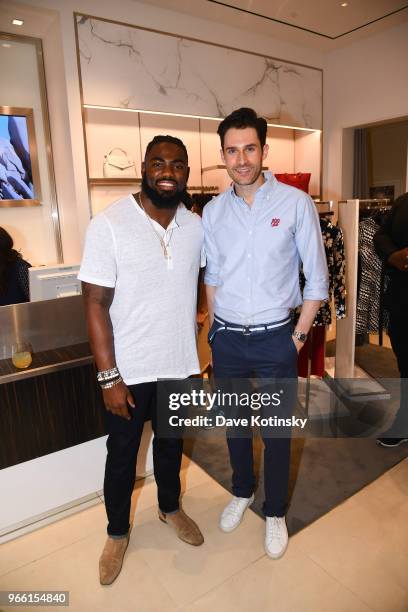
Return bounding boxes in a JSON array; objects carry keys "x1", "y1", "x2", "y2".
[
  {"x1": 103, "y1": 382, "x2": 183, "y2": 536},
  {"x1": 387, "y1": 310, "x2": 408, "y2": 436},
  {"x1": 211, "y1": 319, "x2": 298, "y2": 517}
]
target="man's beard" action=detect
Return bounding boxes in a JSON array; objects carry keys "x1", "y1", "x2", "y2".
[{"x1": 142, "y1": 174, "x2": 188, "y2": 209}]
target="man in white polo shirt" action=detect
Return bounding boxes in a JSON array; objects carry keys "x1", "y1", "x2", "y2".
[{"x1": 79, "y1": 135, "x2": 204, "y2": 586}]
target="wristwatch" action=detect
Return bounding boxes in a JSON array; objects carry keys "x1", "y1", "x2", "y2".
[{"x1": 292, "y1": 330, "x2": 308, "y2": 343}]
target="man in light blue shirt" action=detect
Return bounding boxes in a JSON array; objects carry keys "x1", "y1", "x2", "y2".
[{"x1": 203, "y1": 107, "x2": 328, "y2": 559}]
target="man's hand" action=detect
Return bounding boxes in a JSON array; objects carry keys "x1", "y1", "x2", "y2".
[
  {"x1": 292, "y1": 336, "x2": 304, "y2": 353},
  {"x1": 388, "y1": 248, "x2": 408, "y2": 272},
  {"x1": 102, "y1": 382, "x2": 135, "y2": 420}
]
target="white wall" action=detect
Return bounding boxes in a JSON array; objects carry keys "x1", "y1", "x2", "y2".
[
  {"x1": 323, "y1": 20, "x2": 408, "y2": 201},
  {"x1": 0, "y1": 36, "x2": 58, "y2": 265},
  {"x1": 1, "y1": 0, "x2": 324, "y2": 262}
]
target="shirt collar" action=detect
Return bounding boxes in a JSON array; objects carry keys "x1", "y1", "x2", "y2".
[
  {"x1": 131, "y1": 193, "x2": 181, "y2": 230},
  {"x1": 230, "y1": 171, "x2": 278, "y2": 202}
]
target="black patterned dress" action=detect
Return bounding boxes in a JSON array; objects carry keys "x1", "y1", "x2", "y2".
[
  {"x1": 356, "y1": 217, "x2": 388, "y2": 334},
  {"x1": 297, "y1": 217, "x2": 346, "y2": 376}
]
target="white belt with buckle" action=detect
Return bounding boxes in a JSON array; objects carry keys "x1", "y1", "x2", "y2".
[{"x1": 213, "y1": 315, "x2": 291, "y2": 335}]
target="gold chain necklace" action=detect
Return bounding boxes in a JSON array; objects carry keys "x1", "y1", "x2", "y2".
[{"x1": 136, "y1": 192, "x2": 176, "y2": 260}]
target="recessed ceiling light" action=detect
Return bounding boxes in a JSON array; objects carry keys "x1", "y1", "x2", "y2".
[
  {"x1": 2, "y1": 43, "x2": 12, "y2": 48},
  {"x1": 341, "y1": 2, "x2": 348, "y2": 6},
  {"x1": 12, "y1": 18, "x2": 24, "y2": 26}
]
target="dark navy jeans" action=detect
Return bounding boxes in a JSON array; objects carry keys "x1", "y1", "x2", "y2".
[
  {"x1": 104, "y1": 382, "x2": 183, "y2": 537},
  {"x1": 387, "y1": 309, "x2": 408, "y2": 436},
  {"x1": 211, "y1": 318, "x2": 298, "y2": 517}
]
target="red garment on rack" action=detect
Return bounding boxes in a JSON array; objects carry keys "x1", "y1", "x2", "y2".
[
  {"x1": 274, "y1": 173, "x2": 311, "y2": 194},
  {"x1": 297, "y1": 326, "x2": 326, "y2": 377}
]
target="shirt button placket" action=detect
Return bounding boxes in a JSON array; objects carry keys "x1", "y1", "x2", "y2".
[{"x1": 246, "y1": 213, "x2": 255, "y2": 319}]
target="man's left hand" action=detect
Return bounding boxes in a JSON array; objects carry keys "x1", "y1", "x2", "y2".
[{"x1": 292, "y1": 335, "x2": 304, "y2": 353}]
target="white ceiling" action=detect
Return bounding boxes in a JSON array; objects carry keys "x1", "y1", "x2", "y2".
[
  {"x1": 1, "y1": 0, "x2": 407, "y2": 50},
  {"x1": 204, "y1": 0, "x2": 408, "y2": 38},
  {"x1": 139, "y1": 0, "x2": 408, "y2": 49}
]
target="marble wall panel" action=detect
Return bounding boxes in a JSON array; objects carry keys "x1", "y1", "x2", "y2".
[{"x1": 76, "y1": 15, "x2": 322, "y2": 130}]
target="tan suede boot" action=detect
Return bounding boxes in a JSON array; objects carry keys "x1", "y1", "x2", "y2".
[
  {"x1": 99, "y1": 535, "x2": 129, "y2": 585},
  {"x1": 158, "y1": 509, "x2": 204, "y2": 546}
]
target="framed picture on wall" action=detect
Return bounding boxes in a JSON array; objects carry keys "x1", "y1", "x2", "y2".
[
  {"x1": 369, "y1": 180, "x2": 401, "y2": 202},
  {"x1": 0, "y1": 106, "x2": 42, "y2": 207}
]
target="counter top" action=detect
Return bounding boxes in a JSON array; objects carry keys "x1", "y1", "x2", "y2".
[{"x1": 0, "y1": 343, "x2": 93, "y2": 385}]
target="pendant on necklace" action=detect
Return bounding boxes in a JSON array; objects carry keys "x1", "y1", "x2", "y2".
[{"x1": 166, "y1": 246, "x2": 173, "y2": 270}]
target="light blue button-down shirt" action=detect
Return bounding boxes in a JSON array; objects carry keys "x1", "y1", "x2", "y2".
[{"x1": 202, "y1": 172, "x2": 329, "y2": 325}]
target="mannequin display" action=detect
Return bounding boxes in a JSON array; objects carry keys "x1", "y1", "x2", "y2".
[
  {"x1": 0, "y1": 227, "x2": 31, "y2": 306},
  {"x1": 374, "y1": 193, "x2": 408, "y2": 447}
]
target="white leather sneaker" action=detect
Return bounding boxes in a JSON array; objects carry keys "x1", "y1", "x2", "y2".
[
  {"x1": 265, "y1": 516, "x2": 288, "y2": 559},
  {"x1": 219, "y1": 494, "x2": 255, "y2": 533}
]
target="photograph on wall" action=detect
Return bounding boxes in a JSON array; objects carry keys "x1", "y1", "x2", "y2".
[
  {"x1": 369, "y1": 184, "x2": 395, "y2": 201},
  {"x1": 0, "y1": 107, "x2": 41, "y2": 206}
]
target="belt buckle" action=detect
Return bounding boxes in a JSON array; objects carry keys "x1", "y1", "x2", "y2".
[{"x1": 242, "y1": 325, "x2": 251, "y2": 336}]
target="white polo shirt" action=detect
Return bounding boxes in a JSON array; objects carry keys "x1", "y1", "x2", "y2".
[{"x1": 78, "y1": 194, "x2": 204, "y2": 385}]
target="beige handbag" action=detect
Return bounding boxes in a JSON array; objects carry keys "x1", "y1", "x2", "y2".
[{"x1": 103, "y1": 147, "x2": 136, "y2": 178}]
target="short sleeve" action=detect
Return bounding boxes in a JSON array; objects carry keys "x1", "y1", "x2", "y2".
[
  {"x1": 78, "y1": 213, "x2": 117, "y2": 288},
  {"x1": 202, "y1": 206, "x2": 221, "y2": 286},
  {"x1": 200, "y1": 245, "x2": 206, "y2": 268}
]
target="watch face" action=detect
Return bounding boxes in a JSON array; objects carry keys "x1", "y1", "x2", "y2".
[{"x1": 294, "y1": 331, "x2": 307, "y2": 342}]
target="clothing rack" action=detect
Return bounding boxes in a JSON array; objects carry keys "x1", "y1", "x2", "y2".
[
  {"x1": 314, "y1": 200, "x2": 334, "y2": 217},
  {"x1": 357, "y1": 200, "x2": 391, "y2": 346},
  {"x1": 358, "y1": 199, "x2": 391, "y2": 210},
  {"x1": 358, "y1": 198, "x2": 391, "y2": 204},
  {"x1": 339, "y1": 198, "x2": 391, "y2": 204},
  {"x1": 335, "y1": 199, "x2": 390, "y2": 400},
  {"x1": 300, "y1": 200, "x2": 334, "y2": 415}
]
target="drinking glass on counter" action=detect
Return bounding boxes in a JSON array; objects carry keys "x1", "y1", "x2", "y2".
[{"x1": 11, "y1": 342, "x2": 33, "y2": 369}]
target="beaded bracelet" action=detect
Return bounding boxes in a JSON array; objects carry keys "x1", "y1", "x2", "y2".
[
  {"x1": 100, "y1": 376, "x2": 123, "y2": 390},
  {"x1": 97, "y1": 367, "x2": 120, "y2": 382}
]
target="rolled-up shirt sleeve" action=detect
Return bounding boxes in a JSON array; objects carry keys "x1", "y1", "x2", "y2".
[
  {"x1": 295, "y1": 196, "x2": 329, "y2": 301},
  {"x1": 78, "y1": 213, "x2": 117, "y2": 288},
  {"x1": 202, "y1": 207, "x2": 221, "y2": 287}
]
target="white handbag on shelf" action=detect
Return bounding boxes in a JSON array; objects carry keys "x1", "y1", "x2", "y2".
[{"x1": 103, "y1": 147, "x2": 136, "y2": 178}]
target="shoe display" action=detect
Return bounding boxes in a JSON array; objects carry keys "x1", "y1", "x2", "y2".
[
  {"x1": 265, "y1": 516, "x2": 288, "y2": 559},
  {"x1": 158, "y1": 508, "x2": 204, "y2": 546},
  {"x1": 99, "y1": 535, "x2": 129, "y2": 585},
  {"x1": 219, "y1": 494, "x2": 255, "y2": 533},
  {"x1": 376, "y1": 437, "x2": 408, "y2": 448}
]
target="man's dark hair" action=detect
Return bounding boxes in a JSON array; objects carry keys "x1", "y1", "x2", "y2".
[
  {"x1": 144, "y1": 135, "x2": 188, "y2": 162},
  {"x1": 217, "y1": 108, "x2": 267, "y2": 149}
]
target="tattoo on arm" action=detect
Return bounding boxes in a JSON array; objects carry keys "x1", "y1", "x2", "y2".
[
  {"x1": 81, "y1": 282, "x2": 116, "y2": 371},
  {"x1": 82, "y1": 282, "x2": 114, "y2": 308}
]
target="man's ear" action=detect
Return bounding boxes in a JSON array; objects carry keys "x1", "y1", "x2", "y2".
[
  {"x1": 262, "y1": 143, "x2": 269, "y2": 162},
  {"x1": 141, "y1": 161, "x2": 145, "y2": 175},
  {"x1": 220, "y1": 147, "x2": 226, "y2": 164},
  {"x1": 186, "y1": 166, "x2": 190, "y2": 182}
]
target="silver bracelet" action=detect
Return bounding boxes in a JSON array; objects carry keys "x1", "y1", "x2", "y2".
[
  {"x1": 97, "y1": 367, "x2": 120, "y2": 382},
  {"x1": 100, "y1": 376, "x2": 123, "y2": 390}
]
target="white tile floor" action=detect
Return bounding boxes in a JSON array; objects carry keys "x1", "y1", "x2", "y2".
[{"x1": 1, "y1": 455, "x2": 408, "y2": 612}]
